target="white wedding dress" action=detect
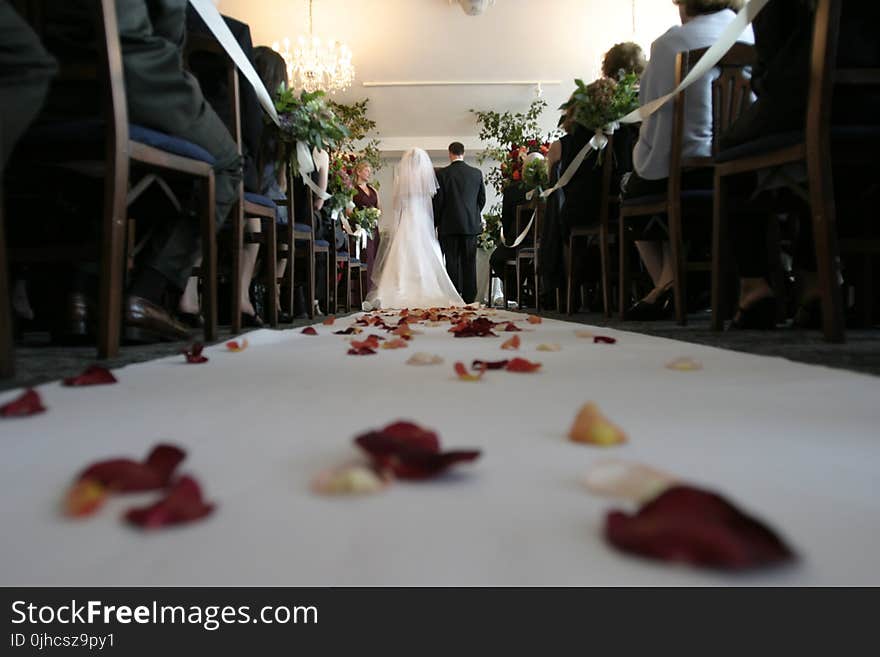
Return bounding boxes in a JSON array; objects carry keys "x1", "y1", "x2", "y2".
[{"x1": 364, "y1": 149, "x2": 465, "y2": 310}]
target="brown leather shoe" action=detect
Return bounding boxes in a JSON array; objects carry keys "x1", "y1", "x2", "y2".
[{"x1": 124, "y1": 295, "x2": 191, "y2": 343}]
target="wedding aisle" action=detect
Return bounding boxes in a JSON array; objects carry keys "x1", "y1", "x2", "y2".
[{"x1": 1, "y1": 310, "x2": 878, "y2": 586}]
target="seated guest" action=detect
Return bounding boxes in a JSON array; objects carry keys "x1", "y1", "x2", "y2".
[
  {"x1": 40, "y1": 0, "x2": 242, "y2": 341},
  {"x1": 622, "y1": 0, "x2": 752, "y2": 320},
  {"x1": 541, "y1": 42, "x2": 645, "y2": 309},
  {"x1": 180, "y1": 10, "x2": 265, "y2": 328}
]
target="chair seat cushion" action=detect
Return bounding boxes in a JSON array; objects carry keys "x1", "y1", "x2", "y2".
[
  {"x1": 314, "y1": 239, "x2": 330, "y2": 248},
  {"x1": 292, "y1": 223, "x2": 313, "y2": 234},
  {"x1": 517, "y1": 248, "x2": 536, "y2": 256},
  {"x1": 23, "y1": 120, "x2": 216, "y2": 165},
  {"x1": 244, "y1": 192, "x2": 276, "y2": 208}
]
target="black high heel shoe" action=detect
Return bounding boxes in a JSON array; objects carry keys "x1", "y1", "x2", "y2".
[
  {"x1": 729, "y1": 296, "x2": 777, "y2": 330},
  {"x1": 623, "y1": 288, "x2": 673, "y2": 321}
]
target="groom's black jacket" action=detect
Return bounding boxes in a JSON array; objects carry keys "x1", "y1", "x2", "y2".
[{"x1": 433, "y1": 160, "x2": 486, "y2": 236}]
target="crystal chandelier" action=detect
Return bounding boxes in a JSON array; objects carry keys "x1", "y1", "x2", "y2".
[{"x1": 272, "y1": 0, "x2": 354, "y2": 94}]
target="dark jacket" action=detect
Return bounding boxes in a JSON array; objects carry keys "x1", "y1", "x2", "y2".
[{"x1": 433, "y1": 160, "x2": 486, "y2": 236}]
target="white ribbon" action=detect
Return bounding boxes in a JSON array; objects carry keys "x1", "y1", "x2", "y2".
[
  {"x1": 188, "y1": 0, "x2": 279, "y2": 125},
  {"x1": 499, "y1": 209, "x2": 536, "y2": 249},
  {"x1": 339, "y1": 214, "x2": 369, "y2": 260},
  {"x1": 295, "y1": 141, "x2": 331, "y2": 201},
  {"x1": 541, "y1": 0, "x2": 770, "y2": 199}
]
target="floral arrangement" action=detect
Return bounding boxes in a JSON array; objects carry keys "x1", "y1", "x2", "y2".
[
  {"x1": 522, "y1": 156, "x2": 550, "y2": 195},
  {"x1": 330, "y1": 98, "x2": 383, "y2": 176},
  {"x1": 274, "y1": 85, "x2": 349, "y2": 170},
  {"x1": 326, "y1": 152, "x2": 357, "y2": 216},
  {"x1": 351, "y1": 206, "x2": 381, "y2": 239},
  {"x1": 477, "y1": 204, "x2": 502, "y2": 252},
  {"x1": 563, "y1": 73, "x2": 640, "y2": 133},
  {"x1": 471, "y1": 99, "x2": 558, "y2": 194}
]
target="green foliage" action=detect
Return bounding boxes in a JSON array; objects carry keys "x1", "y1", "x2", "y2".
[
  {"x1": 275, "y1": 85, "x2": 349, "y2": 160},
  {"x1": 330, "y1": 98, "x2": 383, "y2": 177},
  {"x1": 350, "y1": 206, "x2": 381, "y2": 239},
  {"x1": 478, "y1": 203, "x2": 503, "y2": 252},
  {"x1": 564, "y1": 73, "x2": 640, "y2": 133},
  {"x1": 522, "y1": 157, "x2": 549, "y2": 194}
]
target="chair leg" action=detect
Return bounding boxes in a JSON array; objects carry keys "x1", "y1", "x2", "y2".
[
  {"x1": 600, "y1": 225, "x2": 611, "y2": 318},
  {"x1": 307, "y1": 241, "x2": 316, "y2": 319},
  {"x1": 566, "y1": 235, "x2": 574, "y2": 315},
  {"x1": 345, "y1": 262, "x2": 352, "y2": 312},
  {"x1": 266, "y1": 220, "x2": 278, "y2": 328},
  {"x1": 0, "y1": 201, "x2": 14, "y2": 378},
  {"x1": 668, "y1": 203, "x2": 686, "y2": 326},
  {"x1": 534, "y1": 258, "x2": 540, "y2": 313},
  {"x1": 863, "y1": 255, "x2": 874, "y2": 328},
  {"x1": 97, "y1": 152, "x2": 128, "y2": 360},
  {"x1": 711, "y1": 173, "x2": 727, "y2": 331},
  {"x1": 810, "y1": 188, "x2": 845, "y2": 343},
  {"x1": 619, "y1": 216, "x2": 629, "y2": 320},
  {"x1": 230, "y1": 197, "x2": 243, "y2": 335},
  {"x1": 516, "y1": 259, "x2": 522, "y2": 310},
  {"x1": 201, "y1": 174, "x2": 218, "y2": 342}
]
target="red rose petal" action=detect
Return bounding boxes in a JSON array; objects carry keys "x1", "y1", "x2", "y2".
[
  {"x1": 334, "y1": 327, "x2": 359, "y2": 335},
  {"x1": 356, "y1": 421, "x2": 440, "y2": 455},
  {"x1": 594, "y1": 336, "x2": 617, "y2": 344},
  {"x1": 347, "y1": 346, "x2": 377, "y2": 355},
  {"x1": 505, "y1": 358, "x2": 542, "y2": 373},
  {"x1": 63, "y1": 479, "x2": 107, "y2": 518},
  {"x1": 63, "y1": 365, "x2": 117, "y2": 387},
  {"x1": 125, "y1": 476, "x2": 215, "y2": 529},
  {"x1": 605, "y1": 485, "x2": 796, "y2": 570},
  {"x1": 503, "y1": 323, "x2": 522, "y2": 332},
  {"x1": 454, "y1": 362, "x2": 484, "y2": 381},
  {"x1": 78, "y1": 444, "x2": 186, "y2": 492},
  {"x1": 0, "y1": 389, "x2": 46, "y2": 417},
  {"x1": 501, "y1": 335, "x2": 521, "y2": 350},
  {"x1": 226, "y1": 338, "x2": 249, "y2": 352},
  {"x1": 382, "y1": 449, "x2": 482, "y2": 480},
  {"x1": 182, "y1": 344, "x2": 208, "y2": 364},
  {"x1": 302, "y1": 327, "x2": 318, "y2": 335},
  {"x1": 472, "y1": 359, "x2": 509, "y2": 371}
]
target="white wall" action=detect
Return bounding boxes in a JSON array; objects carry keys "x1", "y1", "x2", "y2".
[{"x1": 217, "y1": 0, "x2": 679, "y2": 150}]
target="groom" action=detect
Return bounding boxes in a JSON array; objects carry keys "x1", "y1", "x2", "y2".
[{"x1": 433, "y1": 142, "x2": 486, "y2": 304}]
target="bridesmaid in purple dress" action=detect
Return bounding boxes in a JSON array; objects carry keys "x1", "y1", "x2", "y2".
[{"x1": 352, "y1": 161, "x2": 382, "y2": 284}]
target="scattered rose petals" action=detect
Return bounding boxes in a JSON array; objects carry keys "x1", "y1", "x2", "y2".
[
  {"x1": 505, "y1": 358, "x2": 542, "y2": 373},
  {"x1": 382, "y1": 338, "x2": 409, "y2": 350},
  {"x1": 312, "y1": 464, "x2": 389, "y2": 496},
  {"x1": 666, "y1": 357, "x2": 703, "y2": 371},
  {"x1": 407, "y1": 353, "x2": 444, "y2": 366},
  {"x1": 125, "y1": 476, "x2": 215, "y2": 529},
  {"x1": 568, "y1": 403, "x2": 627, "y2": 446},
  {"x1": 301, "y1": 327, "x2": 318, "y2": 335},
  {"x1": 390, "y1": 326, "x2": 416, "y2": 339},
  {"x1": 503, "y1": 323, "x2": 522, "y2": 332},
  {"x1": 182, "y1": 343, "x2": 208, "y2": 364},
  {"x1": 323, "y1": 316, "x2": 336, "y2": 326},
  {"x1": 351, "y1": 335, "x2": 381, "y2": 350},
  {"x1": 537, "y1": 343, "x2": 561, "y2": 352},
  {"x1": 348, "y1": 346, "x2": 377, "y2": 356},
  {"x1": 584, "y1": 460, "x2": 677, "y2": 504},
  {"x1": 334, "y1": 327, "x2": 362, "y2": 335},
  {"x1": 63, "y1": 365, "x2": 117, "y2": 387},
  {"x1": 606, "y1": 485, "x2": 796, "y2": 570},
  {"x1": 527, "y1": 315, "x2": 542, "y2": 324},
  {"x1": 454, "y1": 362, "x2": 485, "y2": 382},
  {"x1": 501, "y1": 335, "x2": 521, "y2": 351},
  {"x1": 354, "y1": 421, "x2": 480, "y2": 480},
  {"x1": 76, "y1": 444, "x2": 186, "y2": 492},
  {"x1": 0, "y1": 389, "x2": 46, "y2": 417},
  {"x1": 594, "y1": 336, "x2": 617, "y2": 344},
  {"x1": 472, "y1": 359, "x2": 509, "y2": 371},
  {"x1": 226, "y1": 338, "x2": 249, "y2": 352},
  {"x1": 450, "y1": 317, "x2": 497, "y2": 338},
  {"x1": 63, "y1": 479, "x2": 107, "y2": 517}
]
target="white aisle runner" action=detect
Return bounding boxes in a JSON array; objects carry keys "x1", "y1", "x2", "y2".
[{"x1": 1, "y1": 313, "x2": 878, "y2": 586}]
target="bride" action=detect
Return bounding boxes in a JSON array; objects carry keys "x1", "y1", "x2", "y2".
[{"x1": 364, "y1": 148, "x2": 465, "y2": 310}]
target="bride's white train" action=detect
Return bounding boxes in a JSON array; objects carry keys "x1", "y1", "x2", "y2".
[{"x1": 363, "y1": 148, "x2": 465, "y2": 310}]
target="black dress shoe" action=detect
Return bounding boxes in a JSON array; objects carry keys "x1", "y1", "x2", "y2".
[
  {"x1": 51, "y1": 291, "x2": 95, "y2": 344},
  {"x1": 623, "y1": 289, "x2": 672, "y2": 321},
  {"x1": 277, "y1": 310, "x2": 293, "y2": 324},
  {"x1": 729, "y1": 296, "x2": 777, "y2": 330},
  {"x1": 177, "y1": 312, "x2": 204, "y2": 330},
  {"x1": 124, "y1": 295, "x2": 191, "y2": 343},
  {"x1": 241, "y1": 312, "x2": 264, "y2": 328}
]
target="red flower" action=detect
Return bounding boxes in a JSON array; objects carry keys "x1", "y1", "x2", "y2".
[
  {"x1": 125, "y1": 476, "x2": 215, "y2": 529},
  {"x1": 355, "y1": 421, "x2": 480, "y2": 480},
  {"x1": 63, "y1": 365, "x2": 117, "y2": 387},
  {"x1": 606, "y1": 485, "x2": 796, "y2": 570},
  {"x1": 182, "y1": 344, "x2": 208, "y2": 364},
  {"x1": 512, "y1": 170, "x2": 522, "y2": 181},
  {"x1": 77, "y1": 444, "x2": 186, "y2": 492},
  {"x1": 0, "y1": 389, "x2": 47, "y2": 417}
]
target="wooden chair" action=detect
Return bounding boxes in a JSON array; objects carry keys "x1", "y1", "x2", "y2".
[
  {"x1": 566, "y1": 133, "x2": 616, "y2": 316},
  {"x1": 514, "y1": 199, "x2": 544, "y2": 312},
  {"x1": 619, "y1": 43, "x2": 756, "y2": 324},
  {"x1": 713, "y1": 0, "x2": 879, "y2": 341},
  {"x1": 329, "y1": 219, "x2": 353, "y2": 314},
  {"x1": 10, "y1": 0, "x2": 217, "y2": 358},
  {"x1": 346, "y1": 230, "x2": 365, "y2": 310}
]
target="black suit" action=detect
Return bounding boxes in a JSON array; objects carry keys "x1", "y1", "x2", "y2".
[{"x1": 433, "y1": 159, "x2": 486, "y2": 303}]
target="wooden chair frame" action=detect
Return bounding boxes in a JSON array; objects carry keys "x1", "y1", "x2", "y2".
[{"x1": 514, "y1": 199, "x2": 543, "y2": 312}]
